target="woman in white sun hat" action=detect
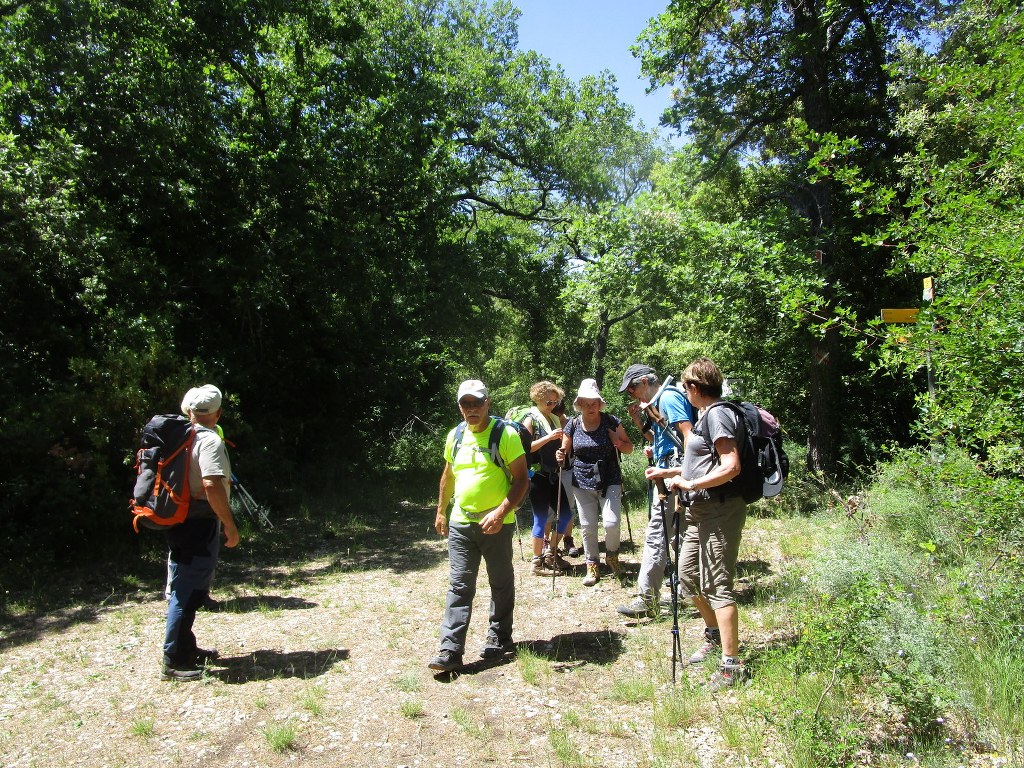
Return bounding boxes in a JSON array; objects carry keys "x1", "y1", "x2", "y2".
[{"x1": 556, "y1": 379, "x2": 633, "y2": 586}]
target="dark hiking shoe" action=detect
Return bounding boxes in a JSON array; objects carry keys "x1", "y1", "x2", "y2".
[
  {"x1": 616, "y1": 595, "x2": 659, "y2": 619},
  {"x1": 428, "y1": 650, "x2": 463, "y2": 672},
  {"x1": 543, "y1": 550, "x2": 566, "y2": 575},
  {"x1": 707, "y1": 661, "x2": 749, "y2": 691},
  {"x1": 161, "y1": 663, "x2": 204, "y2": 682},
  {"x1": 480, "y1": 636, "x2": 515, "y2": 660}
]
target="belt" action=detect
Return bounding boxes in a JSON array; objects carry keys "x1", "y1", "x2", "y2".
[{"x1": 454, "y1": 503, "x2": 501, "y2": 521}]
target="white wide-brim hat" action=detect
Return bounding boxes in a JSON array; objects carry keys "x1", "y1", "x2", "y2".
[{"x1": 573, "y1": 378, "x2": 605, "y2": 408}]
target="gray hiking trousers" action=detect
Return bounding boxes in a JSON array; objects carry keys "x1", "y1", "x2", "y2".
[{"x1": 439, "y1": 521, "x2": 515, "y2": 653}]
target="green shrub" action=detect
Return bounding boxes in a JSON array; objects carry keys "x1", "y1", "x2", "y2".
[
  {"x1": 792, "y1": 537, "x2": 953, "y2": 748},
  {"x1": 870, "y1": 446, "x2": 1024, "y2": 644}
]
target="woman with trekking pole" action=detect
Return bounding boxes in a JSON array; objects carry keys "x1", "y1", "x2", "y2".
[
  {"x1": 519, "y1": 381, "x2": 572, "y2": 576},
  {"x1": 663, "y1": 357, "x2": 749, "y2": 691},
  {"x1": 557, "y1": 379, "x2": 633, "y2": 586}
]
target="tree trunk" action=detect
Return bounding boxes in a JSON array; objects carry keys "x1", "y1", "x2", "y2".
[
  {"x1": 796, "y1": 1, "x2": 839, "y2": 476},
  {"x1": 593, "y1": 308, "x2": 610, "y2": 389}
]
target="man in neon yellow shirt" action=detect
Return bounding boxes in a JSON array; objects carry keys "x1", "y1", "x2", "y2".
[{"x1": 429, "y1": 380, "x2": 529, "y2": 673}]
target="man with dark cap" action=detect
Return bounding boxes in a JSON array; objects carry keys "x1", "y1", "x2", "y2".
[
  {"x1": 161, "y1": 384, "x2": 240, "y2": 681},
  {"x1": 430, "y1": 379, "x2": 530, "y2": 673},
  {"x1": 615, "y1": 364, "x2": 695, "y2": 618}
]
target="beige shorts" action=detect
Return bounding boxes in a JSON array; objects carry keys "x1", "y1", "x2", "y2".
[{"x1": 678, "y1": 495, "x2": 747, "y2": 609}]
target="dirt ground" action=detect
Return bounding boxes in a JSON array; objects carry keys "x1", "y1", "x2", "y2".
[{"x1": 0, "y1": 502, "x2": 998, "y2": 768}]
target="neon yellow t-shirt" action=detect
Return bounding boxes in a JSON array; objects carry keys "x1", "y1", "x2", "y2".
[{"x1": 443, "y1": 417, "x2": 525, "y2": 524}]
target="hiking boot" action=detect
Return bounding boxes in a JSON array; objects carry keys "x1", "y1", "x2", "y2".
[
  {"x1": 616, "y1": 595, "x2": 659, "y2": 619},
  {"x1": 605, "y1": 552, "x2": 623, "y2": 580},
  {"x1": 428, "y1": 649, "x2": 463, "y2": 672},
  {"x1": 707, "y1": 661, "x2": 749, "y2": 691},
  {"x1": 531, "y1": 556, "x2": 548, "y2": 576},
  {"x1": 562, "y1": 537, "x2": 581, "y2": 557},
  {"x1": 689, "y1": 629, "x2": 722, "y2": 665},
  {"x1": 161, "y1": 662, "x2": 204, "y2": 682},
  {"x1": 582, "y1": 562, "x2": 600, "y2": 587},
  {"x1": 542, "y1": 550, "x2": 565, "y2": 575},
  {"x1": 480, "y1": 636, "x2": 515, "y2": 660}
]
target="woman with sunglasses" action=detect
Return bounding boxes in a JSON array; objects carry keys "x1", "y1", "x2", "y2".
[
  {"x1": 663, "y1": 357, "x2": 749, "y2": 690},
  {"x1": 519, "y1": 381, "x2": 572, "y2": 575}
]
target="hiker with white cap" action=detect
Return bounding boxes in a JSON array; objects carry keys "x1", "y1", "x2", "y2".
[
  {"x1": 556, "y1": 379, "x2": 633, "y2": 587},
  {"x1": 161, "y1": 384, "x2": 240, "y2": 681},
  {"x1": 429, "y1": 379, "x2": 529, "y2": 673},
  {"x1": 164, "y1": 386, "x2": 231, "y2": 610}
]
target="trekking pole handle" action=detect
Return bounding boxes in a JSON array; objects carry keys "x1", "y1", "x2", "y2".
[{"x1": 638, "y1": 376, "x2": 685, "y2": 455}]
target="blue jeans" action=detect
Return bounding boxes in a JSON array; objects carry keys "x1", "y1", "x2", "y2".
[
  {"x1": 439, "y1": 522, "x2": 515, "y2": 654},
  {"x1": 163, "y1": 515, "x2": 220, "y2": 664}
]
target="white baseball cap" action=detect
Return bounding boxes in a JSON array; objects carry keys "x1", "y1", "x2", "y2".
[{"x1": 456, "y1": 379, "x2": 488, "y2": 402}]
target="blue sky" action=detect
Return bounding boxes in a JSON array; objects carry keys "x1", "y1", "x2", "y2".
[{"x1": 510, "y1": 0, "x2": 680, "y2": 140}]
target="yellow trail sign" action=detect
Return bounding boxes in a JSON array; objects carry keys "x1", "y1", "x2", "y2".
[{"x1": 881, "y1": 308, "x2": 920, "y2": 324}]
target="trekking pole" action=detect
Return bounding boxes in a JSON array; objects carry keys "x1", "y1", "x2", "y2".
[
  {"x1": 231, "y1": 474, "x2": 273, "y2": 528},
  {"x1": 646, "y1": 453, "x2": 655, "y2": 523},
  {"x1": 619, "y1": 449, "x2": 633, "y2": 548},
  {"x1": 623, "y1": 491, "x2": 634, "y2": 548},
  {"x1": 668, "y1": 491, "x2": 686, "y2": 685},
  {"x1": 552, "y1": 466, "x2": 563, "y2": 594},
  {"x1": 513, "y1": 501, "x2": 527, "y2": 562},
  {"x1": 656, "y1": 480, "x2": 682, "y2": 684}
]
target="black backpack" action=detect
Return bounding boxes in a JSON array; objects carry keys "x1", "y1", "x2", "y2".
[
  {"x1": 129, "y1": 414, "x2": 196, "y2": 532},
  {"x1": 693, "y1": 401, "x2": 788, "y2": 503},
  {"x1": 450, "y1": 417, "x2": 531, "y2": 480}
]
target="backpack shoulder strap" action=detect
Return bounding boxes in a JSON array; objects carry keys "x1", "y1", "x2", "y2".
[
  {"x1": 602, "y1": 412, "x2": 623, "y2": 470},
  {"x1": 528, "y1": 406, "x2": 550, "y2": 435},
  {"x1": 450, "y1": 421, "x2": 468, "y2": 464},
  {"x1": 565, "y1": 416, "x2": 581, "y2": 462},
  {"x1": 488, "y1": 417, "x2": 512, "y2": 480}
]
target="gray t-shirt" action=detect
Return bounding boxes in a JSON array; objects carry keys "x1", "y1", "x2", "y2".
[
  {"x1": 682, "y1": 403, "x2": 743, "y2": 503},
  {"x1": 189, "y1": 425, "x2": 232, "y2": 503}
]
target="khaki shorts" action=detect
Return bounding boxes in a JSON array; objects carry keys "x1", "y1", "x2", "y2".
[{"x1": 678, "y1": 495, "x2": 747, "y2": 609}]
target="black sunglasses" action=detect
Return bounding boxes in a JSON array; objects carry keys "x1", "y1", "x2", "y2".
[{"x1": 459, "y1": 397, "x2": 486, "y2": 408}]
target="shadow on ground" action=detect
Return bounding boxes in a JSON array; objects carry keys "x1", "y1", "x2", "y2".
[
  {"x1": 217, "y1": 595, "x2": 318, "y2": 612},
  {"x1": 521, "y1": 629, "x2": 627, "y2": 666},
  {"x1": 432, "y1": 629, "x2": 628, "y2": 682},
  {"x1": 210, "y1": 648, "x2": 351, "y2": 683},
  {"x1": 0, "y1": 502, "x2": 449, "y2": 649}
]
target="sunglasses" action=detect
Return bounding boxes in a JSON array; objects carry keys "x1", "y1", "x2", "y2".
[
  {"x1": 459, "y1": 397, "x2": 486, "y2": 409},
  {"x1": 545, "y1": 399, "x2": 560, "y2": 407}
]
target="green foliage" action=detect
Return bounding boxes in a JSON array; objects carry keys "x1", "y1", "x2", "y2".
[
  {"x1": 870, "y1": 0, "x2": 1024, "y2": 457},
  {"x1": 631, "y1": 0, "x2": 943, "y2": 473},
  {"x1": 788, "y1": 535, "x2": 954, "y2": 752},
  {"x1": 870, "y1": 446, "x2": 1024, "y2": 641},
  {"x1": 0, "y1": 0, "x2": 651, "y2": 575},
  {"x1": 262, "y1": 721, "x2": 298, "y2": 753}
]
